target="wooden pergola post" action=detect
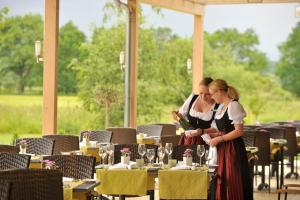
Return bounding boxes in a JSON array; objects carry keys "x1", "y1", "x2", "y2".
[
  {"x1": 192, "y1": 14, "x2": 203, "y2": 94},
  {"x1": 42, "y1": 0, "x2": 59, "y2": 135},
  {"x1": 128, "y1": 0, "x2": 139, "y2": 128}
]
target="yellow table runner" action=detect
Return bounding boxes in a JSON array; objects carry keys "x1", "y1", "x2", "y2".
[
  {"x1": 80, "y1": 146, "x2": 100, "y2": 162},
  {"x1": 137, "y1": 138, "x2": 156, "y2": 145},
  {"x1": 159, "y1": 169, "x2": 208, "y2": 199},
  {"x1": 96, "y1": 168, "x2": 154, "y2": 195},
  {"x1": 63, "y1": 180, "x2": 84, "y2": 200},
  {"x1": 29, "y1": 155, "x2": 42, "y2": 169}
]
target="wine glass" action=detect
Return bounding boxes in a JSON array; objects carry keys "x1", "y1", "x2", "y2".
[
  {"x1": 158, "y1": 146, "x2": 165, "y2": 164},
  {"x1": 106, "y1": 143, "x2": 114, "y2": 165},
  {"x1": 138, "y1": 144, "x2": 146, "y2": 160},
  {"x1": 165, "y1": 143, "x2": 173, "y2": 163},
  {"x1": 197, "y1": 145, "x2": 205, "y2": 167},
  {"x1": 205, "y1": 149, "x2": 210, "y2": 168},
  {"x1": 98, "y1": 145, "x2": 106, "y2": 164},
  {"x1": 146, "y1": 148, "x2": 155, "y2": 166}
]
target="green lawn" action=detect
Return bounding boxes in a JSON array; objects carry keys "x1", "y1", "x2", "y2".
[{"x1": 0, "y1": 95, "x2": 97, "y2": 144}]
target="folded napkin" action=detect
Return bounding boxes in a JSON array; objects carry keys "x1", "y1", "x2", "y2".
[
  {"x1": 171, "y1": 166, "x2": 192, "y2": 170},
  {"x1": 109, "y1": 163, "x2": 128, "y2": 169}
]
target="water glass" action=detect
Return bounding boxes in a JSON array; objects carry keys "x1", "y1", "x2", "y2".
[
  {"x1": 158, "y1": 146, "x2": 165, "y2": 164},
  {"x1": 138, "y1": 144, "x2": 146, "y2": 160},
  {"x1": 165, "y1": 143, "x2": 173, "y2": 162},
  {"x1": 197, "y1": 145, "x2": 205, "y2": 167},
  {"x1": 146, "y1": 148, "x2": 155, "y2": 165}
]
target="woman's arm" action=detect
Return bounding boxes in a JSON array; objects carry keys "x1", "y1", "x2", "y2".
[{"x1": 208, "y1": 124, "x2": 244, "y2": 147}]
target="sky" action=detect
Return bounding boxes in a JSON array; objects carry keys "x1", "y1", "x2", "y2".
[{"x1": 1, "y1": 0, "x2": 300, "y2": 61}]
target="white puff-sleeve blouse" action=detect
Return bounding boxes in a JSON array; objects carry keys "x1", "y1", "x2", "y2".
[{"x1": 215, "y1": 101, "x2": 247, "y2": 124}]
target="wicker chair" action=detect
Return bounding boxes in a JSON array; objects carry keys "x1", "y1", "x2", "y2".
[
  {"x1": 80, "y1": 130, "x2": 112, "y2": 143},
  {"x1": 155, "y1": 123, "x2": 177, "y2": 136},
  {"x1": 260, "y1": 127, "x2": 285, "y2": 139},
  {"x1": 42, "y1": 135, "x2": 79, "y2": 155},
  {"x1": 43, "y1": 155, "x2": 95, "y2": 179},
  {"x1": 0, "y1": 169, "x2": 63, "y2": 200},
  {"x1": 279, "y1": 126, "x2": 299, "y2": 179},
  {"x1": 15, "y1": 138, "x2": 54, "y2": 155},
  {"x1": 0, "y1": 145, "x2": 18, "y2": 153},
  {"x1": 107, "y1": 127, "x2": 137, "y2": 144},
  {"x1": 172, "y1": 145, "x2": 201, "y2": 164},
  {"x1": 137, "y1": 124, "x2": 163, "y2": 137},
  {"x1": 253, "y1": 130, "x2": 281, "y2": 192},
  {"x1": 161, "y1": 135, "x2": 181, "y2": 146},
  {"x1": 242, "y1": 130, "x2": 256, "y2": 147},
  {"x1": 113, "y1": 144, "x2": 158, "y2": 164},
  {"x1": 0, "y1": 180, "x2": 10, "y2": 200},
  {"x1": 0, "y1": 153, "x2": 31, "y2": 170}
]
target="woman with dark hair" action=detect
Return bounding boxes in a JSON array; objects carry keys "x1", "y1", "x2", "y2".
[
  {"x1": 172, "y1": 77, "x2": 219, "y2": 145},
  {"x1": 206, "y1": 79, "x2": 253, "y2": 200}
]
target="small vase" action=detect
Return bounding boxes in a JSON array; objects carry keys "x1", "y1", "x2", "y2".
[
  {"x1": 19, "y1": 146, "x2": 26, "y2": 154},
  {"x1": 183, "y1": 156, "x2": 192, "y2": 166},
  {"x1": 121, "y1": 155, "x2": 130, "y2": 165},
  {"x1": 82, "y1": 137, "x2": 90, "y2": 147}
]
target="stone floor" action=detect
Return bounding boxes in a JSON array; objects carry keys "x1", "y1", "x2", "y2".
[{"x1": 121, "y1": 160, "x2": 300, "y2": 200}]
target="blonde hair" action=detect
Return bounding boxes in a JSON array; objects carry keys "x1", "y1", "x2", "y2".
[{"x1": 209, "y1": 79, "x2": 240, "y2": 101}]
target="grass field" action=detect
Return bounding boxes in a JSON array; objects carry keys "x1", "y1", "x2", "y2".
[{"x1": 0, "y1": 95, "x2": 99, "y2": 144}]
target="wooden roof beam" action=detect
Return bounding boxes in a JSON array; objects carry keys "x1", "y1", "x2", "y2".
[
  {"x1": 206, "y1": 0, "x2": 300, "y2": 5},
  {"x1": 140, "y1": 0, "x2": 205, "y2": 15}
]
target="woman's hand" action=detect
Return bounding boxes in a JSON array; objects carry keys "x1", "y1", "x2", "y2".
[
  {"x1": 185, "y1": 130, "x2": 199, "y2": 138},
  {"x1": 207, "y1": 136, "x2": 223, "y2": 147}
]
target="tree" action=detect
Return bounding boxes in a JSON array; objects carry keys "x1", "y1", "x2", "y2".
[
  {"x1": 58, "y1": 22, "x2": 86, "y2": 94},
  {"x1": 0, "y1": 8, "x2": 43, "y2": 93},
  {"x1": 276, "y1": 22, "x2": 300, "y2": 96},
  {"x1": 206, "y1": 28, "x2": 268, "y2": 72},
  {"x1": 72, "y1": 25, "x2": 125, "y2": 128}
]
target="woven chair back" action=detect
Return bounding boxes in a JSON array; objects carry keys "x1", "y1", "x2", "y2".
[
  {"x1": 254, "y1": 130, "x2": 271, "y2": 165},
  {"x1": 161, "y1": 135, "x2": 181, "y2": 146},
  {"x1": 43, "y1": 135, "x2": 79, "y2": 155},
  {"x1": 242, "y1": 130, "x2": 256, "y2": 147},
  {"x1": 43, "y1": 155, "x2": 95, "y2": 179},
  {"x1": 137, "y1": 125, "x2": 163, "y2": 137},
  {"x1": 80, "y1": 130, "x2": 112, "y2": 143},
  {"x1": 0, "y1": 145, "x2": 18, "y2": 153},
  {"x1": 113, "y1": 144, "x2": 158, "y2": 164},
  {"x1": 15, "y1": 138, "x2": 54, "y2": 155},
  {"x1": 0, "y1": 169, "x2": 63, "y2": 200},
  {"x1": 107, "y1": 127, "x2": 137, "y2": 144},
  {"x1": 0, "y1": 153, "x2": 30, "y2": 170},
  {"x1": 155, "y1": 123, "x2": 177, "y2": 136}
]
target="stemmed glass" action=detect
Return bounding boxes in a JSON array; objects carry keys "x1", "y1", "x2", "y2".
[
  {"x1": 146, "y1": 148, "x2": 155, "y2": 166},
  {"x1": 205, "y1": 149, "x2": 210, "y2": 169},
  {"x1": 138, "y1": 144, "x2": 146, "y2": 161},
  {"x1": 158, "y1": 146, "x2": 165, "y2": 164},
  {"x1": 106, "y1": 143, "x2": 114, "y2": 165},
  {"x1": 197, "y1": 145, "x2": 205, "y2": 167},
  {"x1": 165, "y1": 143, "x2": 173, "y2": 163},
  {"x1": 99, "y1": 144, "x2": 107, "y2": 164}
]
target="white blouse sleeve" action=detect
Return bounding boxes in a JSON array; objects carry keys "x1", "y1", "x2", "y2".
[
  {"x1": 228, "y1": 101, "x2": 247, "y2": 124},
  {"x1": 178, "y1": 93, "x2": 194, "y2": 117}
]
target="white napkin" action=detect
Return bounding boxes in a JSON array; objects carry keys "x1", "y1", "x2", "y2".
[
  {"x1": 201, "y1": 133, "x2": 211, "y2": 143},
  {"x1": 207, "y1": 147, "x2": 218, "y2": 165},
  {"x1": 171, "y1": 166, "x2": 192, "y2": 170},
  {"x1": 109, "y1": 163, "x2": 128, "y2": 169}
]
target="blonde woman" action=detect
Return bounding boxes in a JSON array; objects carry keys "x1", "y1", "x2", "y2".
[
  {"x1": 206, "y1": 79, "x2": 252, "y2": 200},
  {"x1": 173, "y1": 77, "x2": 219, "y2": 145}
]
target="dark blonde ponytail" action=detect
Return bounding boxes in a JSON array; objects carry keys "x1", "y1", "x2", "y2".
[{"x1": 227, "y1": 86, "x2": 239, "y2": 101}]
